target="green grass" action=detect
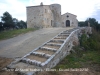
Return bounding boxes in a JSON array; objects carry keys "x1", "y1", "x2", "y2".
[
  {"x1": 0, "y1": 28, "x2": 38, "y2": 40},
  {"x1": 54, "y1": 48, "x2": 100, "y2": 69}
]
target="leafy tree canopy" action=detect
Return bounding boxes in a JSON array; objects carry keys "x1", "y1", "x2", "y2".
[{"x1": 0, "y1": 11, "x2": 27, "y2": 31}]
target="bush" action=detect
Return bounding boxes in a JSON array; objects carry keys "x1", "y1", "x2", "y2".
[{"x1": 80, "y1": 30, "x2": 100, "y2": 51}]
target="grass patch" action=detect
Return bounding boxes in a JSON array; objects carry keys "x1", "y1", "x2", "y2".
[
  {"x1": 0, "y1": 28, "x2": 38, "y2": 40},
  {"x1": 54, "y1": 48, "x2": 100, "y2": 69}
]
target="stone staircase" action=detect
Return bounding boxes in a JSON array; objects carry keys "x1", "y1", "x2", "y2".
[{"x1": 7, "y1": 27, "x2": 89, "y2": 75}]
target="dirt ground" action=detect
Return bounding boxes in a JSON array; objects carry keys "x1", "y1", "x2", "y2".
[
  {"x1": 0, "y1": 57, "x2": 20, "y2": 75},
  {"x1": 0, "y1": 57, "x2": 99, "y2": 75}
]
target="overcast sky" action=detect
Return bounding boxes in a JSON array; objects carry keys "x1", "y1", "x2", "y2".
[{"x1": 0, "y1": 0, "x2": 100, "y2": 22}]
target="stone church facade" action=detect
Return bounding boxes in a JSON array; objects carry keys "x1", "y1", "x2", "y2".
[{"x1": 26, "y1": 3, "x2": 78, "y2": 28}]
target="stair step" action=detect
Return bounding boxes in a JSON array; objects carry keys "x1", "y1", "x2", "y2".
[
  {"x1": 58, "y1": 34, "x2": 69, "y2": 36},
  {"x1": 61, "y1": 33, "x2": 70, "y2": 35},
  {"x1": 55, "y1": 36, "x2": 67, "y2": 39},
  {"x1": 46, "y1": 43, "x2": 62, "y2": 46},
  {"x1": 35, "y1": 49, "x2": 55, "y2": 55},
  {"x1": 47, "y1": 42, "x2": 63, "y2": 45},
  {"x1": 21, "y1": 58, "x2": 42, "y2": 66},
  {"x1": 40, "y1": 47, "x2": 57, "y2": 52},
  {"x1": 64, "y1": 31, "x2": 71, "y2": 33},
  {"x1": 54, "y1": 38, "x2": 66, "y2": 40},
  {"x1": 54, "y1": 36, "x2": 67, "y2": 40},
  {"x1": 25, "y1": 54, "x2": 48, "y2": 62},
  {"x1": 12, "y1": 61, "x2": 40, "y2": 69},
  {"x1": 50, "y1": 39, "x2": 64, "y2": 42},
  {"x1": 31, "y1": 52, "x2": 51, "y2": 58},
  {"x1": 43, "y1": 45, "x2": 60, "y2": 49}
]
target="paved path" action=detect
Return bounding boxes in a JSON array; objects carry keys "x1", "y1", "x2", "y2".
[{"x1": 0, "y1": 27, "x2": 73, "y2": 58}]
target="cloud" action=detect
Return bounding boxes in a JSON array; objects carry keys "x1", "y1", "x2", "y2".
[
  {"x1": 0, "y1": 0, "x2": 100, "y2": 22},
  {"x1": 0, "y1": 0, "x2": 27, "y2": 21},
  {"x1": 91, "y1": 2, "x2": 100, "y2": 22}
]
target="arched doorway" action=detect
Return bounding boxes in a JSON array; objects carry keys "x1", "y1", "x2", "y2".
[{"x1": 66, "y1": 20, "x2": 70, "y2": 27}]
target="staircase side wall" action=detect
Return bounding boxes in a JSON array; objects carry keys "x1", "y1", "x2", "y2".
[{"x1": 42, "y1": 27, "x2": 92, "y2": 68}]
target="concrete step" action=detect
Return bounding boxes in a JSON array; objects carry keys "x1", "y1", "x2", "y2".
[
  {"x1": 11, "y1": 61, "x2": 41, "y2": 69},
  {"x1": 55, "y1": 36, "x2": 67, "y2": 39},
  {"x1": 46, "y1": 42, "x2": 62, "y2": 46},
  {"x1": 61, "y1": 32, "x2": 70, "y2": 34},
  {"x1": 50, "y1": 39, "x2": 64, "y2": 43},
  {"x1": 63, "y1": 31, "x2": 72, "y2": 33},
  {"x1": 53, "y1": 38, "x2": 65, "y2": 41},
  {"x1": 31, "y1": 52, "x2": 51, "y2": 58},
  {"x1": 25, "y1": 54, "x2": 48, "y2": 62},
  {"x1": 64, "y1": 29, "x2": 74, "y2": 32},
  {"x1": 43, "y1": 44, "x2": 60, "y2": 50},
  {"x1": 21, "y1": 58, "x2": 42, "y2": 66},
  {"x1": 47, "y1": 41, "x2": 63, "y2": 45},
  {"x1": 58, "y1": 34, "x2": 69, "y2": 36},
  {"x1": 35, "y1": 49, "x2": 56, "y2": 55},
  {"x1": 40, "y1": 47, "x2": 57, "y2": 52}
]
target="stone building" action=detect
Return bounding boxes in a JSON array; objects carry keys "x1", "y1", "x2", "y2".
[
  {"x1": 26, "y1": 3, "x2": 78, "y2": 28},
  {"x1": 61, "y1": 13, "x2": 78, "y2": 27}
]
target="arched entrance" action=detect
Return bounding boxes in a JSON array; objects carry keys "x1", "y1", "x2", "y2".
[{"x1": 66, "y1": 20, "x2": 70, "y2": 27}]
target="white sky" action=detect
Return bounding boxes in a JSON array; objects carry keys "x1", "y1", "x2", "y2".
[{"x1": 0, "y1": 0, "x2": 100, "y2": 22}]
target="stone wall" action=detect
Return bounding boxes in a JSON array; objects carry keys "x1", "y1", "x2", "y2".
[
  {"x1": 27, "y1": 6, "x2": 44, "y2": 28},
  {"x1": 50, "y1": 4, "x2": 61, "y2": 27},
  {"x1": 26, "y1": 5, "x2": 54, "y2": 28}
]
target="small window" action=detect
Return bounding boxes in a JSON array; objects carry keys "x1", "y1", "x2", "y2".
[{"x1": 67, "y1": 15, "x2": 69, "y2": 18}]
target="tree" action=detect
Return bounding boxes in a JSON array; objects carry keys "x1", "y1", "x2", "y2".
[
  {"x1": 86, "y1": 18, "x2": 100, "y2": 31},
  {"x1": 0, "y1": 22, "x2": 3, "y2": 31},
  {"x1": 78, "y1": 21, "x2": 86, "y2": 27},
  {"x1": 12, "y1": 18, "x2": 19, "y2": 29},
  {"x1": 1, "y1": 11, "x2": 13, "y2": 30},
  {"x1": 18, "y1": 20, "x2": 27, "y2": 29},
  {"x1": 79, "y1": 18, "x2": 100, "y2": 31},
  {"x1": 86, "y1": 18, "x2": 98, "y2": 26}
]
